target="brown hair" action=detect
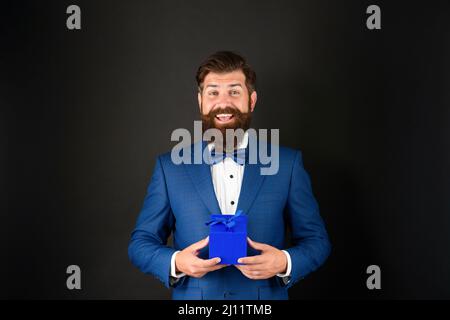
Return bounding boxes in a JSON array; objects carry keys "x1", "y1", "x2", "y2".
[{"x1": 196, "y1": 51, "x2": 256, "y2": 94}]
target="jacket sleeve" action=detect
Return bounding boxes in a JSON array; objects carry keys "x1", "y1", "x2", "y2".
[
  {"x1": 128, "y1": 156, "x2": 178, "y2": 289},
  {"x1": 284, "y1": 150, "x2": 331, "y2": 288}
]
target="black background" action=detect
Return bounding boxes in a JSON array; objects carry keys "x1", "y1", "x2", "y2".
[{"x1": 2, "y1": 0, "x2": 449, "y2": 299}]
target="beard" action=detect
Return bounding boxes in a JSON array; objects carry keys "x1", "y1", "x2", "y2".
[{"x1": 201, "y1": 103, "x2": 252, "y2": 150}]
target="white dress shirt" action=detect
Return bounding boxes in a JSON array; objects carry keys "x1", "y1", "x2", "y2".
[{"x1": 170, "y1": 132, "x2": 292, "y2": 281}]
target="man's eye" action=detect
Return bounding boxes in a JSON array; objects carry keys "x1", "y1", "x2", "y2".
[
  {"x1": 230, "y1": 90, "x2": 240, "y2": 96},
  {"x1": 208, "y1": 91, "x2": 218, "y2": 96}
]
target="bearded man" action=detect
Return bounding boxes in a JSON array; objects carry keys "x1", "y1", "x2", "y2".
[{"x1": 128, "y1": 51, "x2": 331, "y2": 300}]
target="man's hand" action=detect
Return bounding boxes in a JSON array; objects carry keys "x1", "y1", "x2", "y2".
[
  {"x1": 175, "y1": 236, "x2": 228, "y2": 278},
  {"x1": 235, "y1": 237, "x2": 287, "y2": 280}
]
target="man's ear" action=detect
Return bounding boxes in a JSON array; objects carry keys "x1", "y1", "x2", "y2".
[
  {"x1": 197, "y1": 92, "x2": 202, "y2": 112},
  {"x1": 250, "y1": 91, "x2": 257, "y2": 112}
]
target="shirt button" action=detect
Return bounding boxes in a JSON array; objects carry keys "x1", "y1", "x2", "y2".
[
  {"x1": 231, "y1": 201, "x2": 235, "y2": 205},
  {"x1": 229, "y1": 174, "x2": 234, "y2": 178}
]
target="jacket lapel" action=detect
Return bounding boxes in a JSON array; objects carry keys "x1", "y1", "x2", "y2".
[
  {"x1": 183, "y1": 138, "x2": 268, "y2": 216},
  {"x1": 237, "y1": 159, "x2": 266, "y2": 215},
  {"x1": 184, "y1": 141, "x2": 222, "y2": 215}
]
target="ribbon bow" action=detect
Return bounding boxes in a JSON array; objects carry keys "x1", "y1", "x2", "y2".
[
  {"x1": 208, "y1": 148, "x2": 246, "y2": 166},
  {"x1": 205, "y1": 210, "x2": 243, "y2": 231}
]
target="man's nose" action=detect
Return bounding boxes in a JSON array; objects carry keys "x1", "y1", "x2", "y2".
[
  {"x1": 215, "y1": 93, "x2": 232, "y2": 108},
  {"x1": 215, "y1": 102, "x2": 230, "y2": 109}
]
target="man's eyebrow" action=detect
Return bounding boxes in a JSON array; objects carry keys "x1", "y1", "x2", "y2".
[{"x1": 204, "y1": 83, "x2": 242, "y2": 89}]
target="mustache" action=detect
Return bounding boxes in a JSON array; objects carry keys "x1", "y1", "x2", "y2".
[{"x1": 207, "y1": 106, "x2": 243, "y2": 117}]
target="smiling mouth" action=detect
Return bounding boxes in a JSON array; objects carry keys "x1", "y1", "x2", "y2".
[{"x1": 215, "y1": 114, "x2": 235, "y2": 123}]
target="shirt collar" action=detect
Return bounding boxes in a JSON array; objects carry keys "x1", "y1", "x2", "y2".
[{"x1": 207, "y1": 130, "x2": 249, "y2": 152}]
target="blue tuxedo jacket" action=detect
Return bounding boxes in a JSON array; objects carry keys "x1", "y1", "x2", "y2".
[{"x1": 128, "y1": 141, "x2": 331, "y2": 300}]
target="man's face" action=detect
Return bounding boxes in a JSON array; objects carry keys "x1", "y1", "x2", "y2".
[{"x1": 198, "y1": 70, "x2": 257, "y2": 133}]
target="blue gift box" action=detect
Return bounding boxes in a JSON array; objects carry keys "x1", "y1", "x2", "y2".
[{"x1": 205, "y1": 210, "x2": 247, "y2": 265}]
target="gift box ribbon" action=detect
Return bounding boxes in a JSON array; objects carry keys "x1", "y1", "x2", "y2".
[{"x1": 205, "y1": 210, "x2": 243, "y2": 231}]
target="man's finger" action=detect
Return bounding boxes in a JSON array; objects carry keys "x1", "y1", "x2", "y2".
[
  {"x1": 235, "y1": 265, "x2": 250, "y2": 276},
  {"x1": 235, "y1": 265, "x2": 267, "y2": 280},
  {"x1": 235, "y1": 264, "x2": 265, "y2": 272},
  {"x1": 189, "y1": 236, "x2": 209, "y2": 252},
  {"x1": 197, "y1": 257, "x2": 222, "y2": 268},
  {"x1": 237, "y1": 255, "x2": 265, "y2": 265},
  {"x1": 247, "y1": 237, "x2": 268, "y2": 251},
  {"x1": 203, "y1": 264, "x2": 229, "y2": 272}
]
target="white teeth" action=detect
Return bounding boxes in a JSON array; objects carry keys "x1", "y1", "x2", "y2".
[{"x1": 215, "y1": 113, "x2": 233, "y2": 121}]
